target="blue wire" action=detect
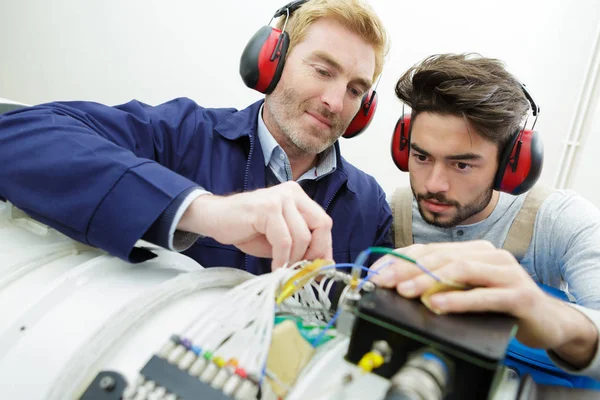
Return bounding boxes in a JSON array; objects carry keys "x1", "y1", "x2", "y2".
[
  {"x1": 260, "y1": 364, "x2": 266, "y2": 386},
  {"x1": 415, "y1": 260, "x2": 441, "y2": 282},
  {"x1": 309, "y1": 250, "x2": 441, "y2": 349},
  {"x1": 353, "y1": 249, "x2": 371, "y2": 271},
  {"x1": 355, "y1": 247, "x2": 441, "y2": 282},
  {"x1": 310, "y1": 308, "x2": 342, "y2": 348},
  {"x1": 357, "y1": 259, "x2": 394, "y2": 290}
]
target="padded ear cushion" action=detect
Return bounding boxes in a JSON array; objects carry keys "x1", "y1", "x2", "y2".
[
  {"x1": 343, "y1": 90, "x2": 378, "y2": 138},
  {"x1": 390, "y1": 114, "x2": 412, "y2": 171},
  {"x1": 239, "y1": 26, "x2": 289, "y2": 94},
  {"x1": 493, "y1": 129, "x2": 543, "y2": 195}
]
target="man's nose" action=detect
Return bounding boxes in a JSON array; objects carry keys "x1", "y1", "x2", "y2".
[
  {"x1": 424, "y1": 163, "x2": 450, "y2": 193},
  {"x1": 320, "y1": 82, "x2": 345, "y2": 114}
]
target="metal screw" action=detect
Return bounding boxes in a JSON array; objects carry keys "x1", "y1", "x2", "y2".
[{"x1": 99, "y1": 376, "x2": 116, "y2": 392}]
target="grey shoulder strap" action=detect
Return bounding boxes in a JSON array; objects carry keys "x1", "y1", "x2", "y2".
[
  {"x1": 503, "y1": 184, "x2": 555, "y2": 259},
  {"x1": 391, "y1": 186, "x2": 414, "y2": 248}
]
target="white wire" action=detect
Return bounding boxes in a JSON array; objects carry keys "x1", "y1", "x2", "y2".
[
  {"x1": 338, "y1": 285, "x2": 352, "y2": 308},
  {"x1": 226, "y1": 296, "x2": 272, "y2": 371},
  {"x1": 212, "y1": 320, "x2": 259, "y2": 368},
  {"x1": 191, "y1": 268, "x2": 288, "y2": 375},
  {"x1": 324, "y1": 277, "x2": 337, "y2": 300},
  {"x1": 185, "y1": 273, "x2": 271, "y2": 338},
  {"x1": 310, "y1": 281, "x2": 331, "y2": 312},
  {"x1": 318, "y1": 275, "x2": 330, "y2": 295},
  {"x1": 186, "y1": 265, "x2": 350, "y2": 378},
  {"x1": 196, "y1": 266, "x2": 339, "y2": 377},
  {"x1": 194, "y1": 289, "x2": 266, "y2": 349},
  {"x1": 244, "y1": 272, "x2": 280, "y2": 374},
  {"x1": 46, "y1": 267, "x2": 254, "y2": 400},
  {"x1": 186, "y1": 277, "x2": 272, "y2": 350},
  {"x1": 300, "y1": 283, "x2": 325, "y2": 322}
]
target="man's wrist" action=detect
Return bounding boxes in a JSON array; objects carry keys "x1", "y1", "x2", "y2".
[
  {"x1": 551, "y1": 300, "x2": 599, "y2": 369},
  {"x1": 178, "y1": 194, "x2": 219, "y2": 237}
]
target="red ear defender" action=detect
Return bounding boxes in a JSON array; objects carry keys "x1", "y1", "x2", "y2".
[
  {"x1": 493, "y1": 129, "x2": 544, "y2": 195},
  {"x1": 493, "y1": 83, "x2": 543, "y2": 195},
  {"x1": 390, "y1": 114, "x2": 412, "y2": 171},
  {"x1": 240, "y1": 26, "x2": 289, "y2": 94},
  {"x1": 343, "y1": 90, "x2": 378, "y2": 139},
  {"x1": 239, "y1": 0, "x2": 309, "y2": 94}
]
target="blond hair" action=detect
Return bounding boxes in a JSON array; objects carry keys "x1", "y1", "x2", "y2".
[{"x1": 275, "y1": 0, "x2": 388, "y2": 82}]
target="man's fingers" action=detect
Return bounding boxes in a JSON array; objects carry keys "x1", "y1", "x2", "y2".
[
  {"x1": 304, "y1": 222, "x2": 333, "y2": 262},
  {"x1": 292, "y1": 185, "x2": 333, "y2": 231},
  {"x1": 396, "y1": 259, "x2": 521, "y2": 298},
  {"x1": 236, "y1": 236, "x2": 273, "y2": 259},
  {"x1": 236, "y1": 182, "x2": 335, "y2": 267},
  {"x1": 282, "y1": 196, "x2": 312, "y2": 265},
  {"x1": 264, "y1": 208, "x2": 293, "y2": 270},
  {"x1": 370, "y1": 256, "x2": 433, "y2": 287},
  {"x1": 425, "y1": 287, "x2": 520, "y2": 315},
  {"x1": 289, "y1": 185, "x2": 333, "y2": 261},
  {"x1": 418, "y1": 247, "x2": 515, "y2": 271},
  {"x1": 370, "y1": 256, "x2": 402, "y2": 287},
  {"x1": 418, "y1": 240, "x2": 496, "y2": 254},
  {"x1": 383, "y1": 247, "x2": 516, "y2": 291}
]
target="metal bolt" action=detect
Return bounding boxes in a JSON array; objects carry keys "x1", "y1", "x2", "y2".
[
  {"x1": 373, "y1": 340, "x2": 393, "y2": 362},
  {"x1": 99, "y1": 376, "x2": 116, "y2": 392}
]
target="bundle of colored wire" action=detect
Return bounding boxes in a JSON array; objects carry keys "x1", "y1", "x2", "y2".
[{"x1": 177, "y1": 263, "x2": 339, "y2": 383}]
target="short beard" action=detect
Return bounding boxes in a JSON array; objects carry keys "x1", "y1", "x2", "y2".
[
  {"x1": 412, "y1": 185, "x2": 494, "y2": 228},
  {"x1": 266, "y1": 86, "x2": 347, "y2": 156}
]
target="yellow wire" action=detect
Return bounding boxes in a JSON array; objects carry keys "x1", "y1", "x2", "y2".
[{"x1": 276, "y1": 259, "x2": 333, "y2": 304}]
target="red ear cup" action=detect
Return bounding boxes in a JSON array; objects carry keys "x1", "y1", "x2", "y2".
[
  {"x1": 240, "y1": 26, "x2": 289, "y2": 94},
  {"x1": 390, "y1": 114, "x2": 412, "y2": 171},
  {"x1": 493, "y1": 129, "x2": 544, "y2": 195},
  {"x1": 343, "y1": 90, "x2": 378, "y2": 138}
]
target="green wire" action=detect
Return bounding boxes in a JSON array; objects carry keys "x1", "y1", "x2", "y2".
[
  {"x1": 366, "y1": 247, "x2": 418, "y2": 264},
  {"x1": 355, "y1": 246, "x2": 441, "y2": 282}
]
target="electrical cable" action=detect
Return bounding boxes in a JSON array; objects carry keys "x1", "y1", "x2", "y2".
[
  {"x1": 353, "y1": 247, "x2": 441, "y2": 283},
  {"x1": 46, "y1": 267, "x2": 254, "y2": 400},
  {"x1": 310, "y1": 309, "x2": 342, "y2": 347}
]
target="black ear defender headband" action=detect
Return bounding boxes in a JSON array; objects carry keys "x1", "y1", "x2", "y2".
[
  {"x1": 390, "y1": 84, "x2": 543, "y2": 195},
  {"x1": 240, "y1": 0, "x2": 379, "y2": 138}
]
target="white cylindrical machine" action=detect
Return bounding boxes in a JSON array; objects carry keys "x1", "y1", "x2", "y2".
[{"x1": 0, "y1": 202, "x2": 250, "y2": 399}]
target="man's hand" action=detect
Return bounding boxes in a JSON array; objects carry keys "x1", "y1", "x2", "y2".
[
  {"x1": 370, "y1": 240, "x2": 598, "y2": 368},
  {"x1": 177, "y1": 181, "x2": 333, "y2": 270}
]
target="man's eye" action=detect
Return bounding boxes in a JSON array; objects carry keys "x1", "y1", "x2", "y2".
[
  {"x1": 348, "y1": 87, "x2": 360, "y2": 97},
  {"x1": 316, "y1": 68, "x2": 330, "y2": 77}
]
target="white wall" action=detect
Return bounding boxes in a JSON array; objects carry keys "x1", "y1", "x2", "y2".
[
  {"x1": 1, "y1": 0, "x2": 600, "y2": 201},
  {"x1": 571, "y1": 91, "x2": 600, "y2": 205}
]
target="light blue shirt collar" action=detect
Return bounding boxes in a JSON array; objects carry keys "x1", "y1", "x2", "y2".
[{"x1": 257, "y1": 104, "x2": 337, "y2": 182}]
